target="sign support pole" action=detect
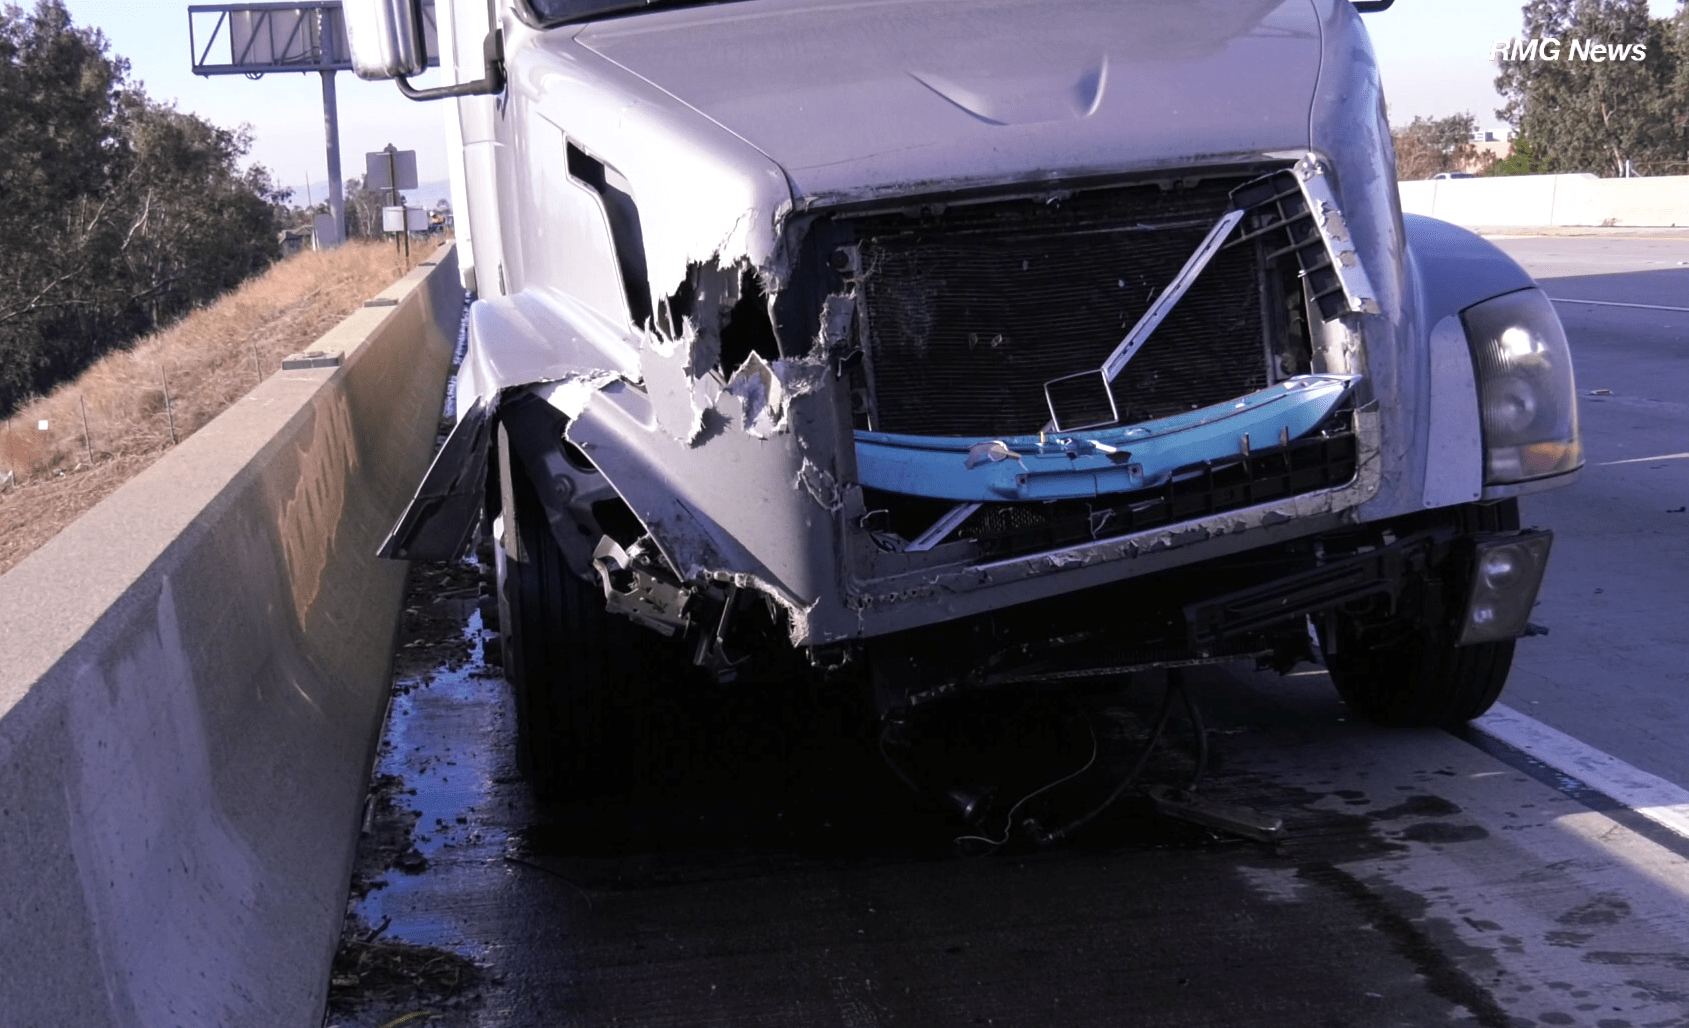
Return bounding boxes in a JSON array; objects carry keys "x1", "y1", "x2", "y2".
[
  {"x1": 388, "y1": 146, "x2": 400, "y2": 258},
  {"x1": 322, "y1": 68, "x2": 344, "y2": 246},
  {"x1": 191, "y1": 3, "x2": 432, "y2": 249}
]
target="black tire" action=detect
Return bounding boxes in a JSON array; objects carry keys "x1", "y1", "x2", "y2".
[
  {"x1": 496, "y1": 462, "x2": 650, "y2": 801},
  {"x1": 1323, "y1": 500, "x2": 1520, "y2": 727}
]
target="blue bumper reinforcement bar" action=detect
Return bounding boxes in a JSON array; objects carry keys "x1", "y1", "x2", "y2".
[{"x1": 855, "y1": 374, "x2": 1360, "y2": 503}]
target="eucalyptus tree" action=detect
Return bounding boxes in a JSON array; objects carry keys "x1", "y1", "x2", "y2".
[
  {"x1": 1495, "y1": 0, "x2": 1689, "y2": 176},
  {"x1": 0, "y1": 0, "x2": 284, "y2": 418}
]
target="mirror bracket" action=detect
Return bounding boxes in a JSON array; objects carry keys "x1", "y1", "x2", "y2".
[{"x1": 397, "y1": 29, "x2": 504, "y2": 101}]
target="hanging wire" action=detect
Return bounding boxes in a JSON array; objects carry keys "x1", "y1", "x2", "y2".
[
  {"x1": 880, "y1": 665, "x2": 1218, "y2": 854},
  {"x1": 1179, "y1": 676, "x2": 1209, "y2": 793},
  {"x1": 1028, "y1": 667, "x2": 1189, "y2": 847},
  {"x1": 953, "y1": 716, "x2": 1099, "y2": 856},
  {"x1": 877, "y1": 718, "x2": 925, "y2": 796}
]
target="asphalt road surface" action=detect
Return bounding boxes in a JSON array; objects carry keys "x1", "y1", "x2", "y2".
[
  {"x1": 323, "y1": 235, "x2": 1689, "y2": 1028},
  {"x1": 1490, "y1": 236, "x2": 1689, "y2": 794}
]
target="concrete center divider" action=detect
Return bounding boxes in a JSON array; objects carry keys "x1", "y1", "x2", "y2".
[
  {"x1": 1399, "y1": 172, "x2": 1689, "y2": 228},
  {"x1": 0, "y1": 244, "x2": 463, "y2": 1028}
]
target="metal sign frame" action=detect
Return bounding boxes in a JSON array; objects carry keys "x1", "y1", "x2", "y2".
[
  {"x1": 189, "y1": 2, "x2": 349, "y2": 75},
  {"x1": 187, "y1": 2, "x2": 436, "y2": 249},
  {"x1": 189, "y1": 1, "x2": 436, "y2": 77}
]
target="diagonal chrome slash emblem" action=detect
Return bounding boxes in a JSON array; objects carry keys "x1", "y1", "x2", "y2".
[
  {"x1": 1101, "y1": 208, "x2": 1246, "y2": 380},
  {"x1": 1042, "y1": 209, "x2": 1245, "y2": 433}
]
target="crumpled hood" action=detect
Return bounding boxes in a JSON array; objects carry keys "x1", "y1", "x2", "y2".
[{"x1": 576, "y1": 0, "x2": 1323, "y2": 203}]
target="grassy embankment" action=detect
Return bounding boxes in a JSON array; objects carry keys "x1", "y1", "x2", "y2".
[{"x1": 0, "y1": 239, "x2": 434, "y2": 577}]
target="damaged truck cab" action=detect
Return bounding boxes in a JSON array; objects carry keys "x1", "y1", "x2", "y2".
[{"x1": 350, "y1": 0, "x2": 1581, "y2": 789}]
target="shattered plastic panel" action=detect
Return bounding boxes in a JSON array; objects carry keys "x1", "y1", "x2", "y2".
[
  {"x1": 519, "y1": 251, "x2": 854, "y2": 641},
  {"x1": 561, "y1": 376, "x2": 844, "y2": 643}
]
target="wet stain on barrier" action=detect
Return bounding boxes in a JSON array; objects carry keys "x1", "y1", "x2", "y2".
[{"x1": 1558, "y1": 895, "x2": 1633, "y2": 927}]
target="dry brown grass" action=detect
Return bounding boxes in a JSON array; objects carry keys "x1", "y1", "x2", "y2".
[{"x1": 0, "y1": 239, "x2": 437, "y2": 577}]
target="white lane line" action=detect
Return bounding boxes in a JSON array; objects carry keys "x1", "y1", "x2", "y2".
[
  {"x1": 1548, "y1": 296, "x2": 1689, "y2": 313},
  {"x1": 1474, "y1": 703, "x2": 1689, "y2": 840},
  {"x1": 1599, "y1": 451, "x2": 1689, "y2": 465}
]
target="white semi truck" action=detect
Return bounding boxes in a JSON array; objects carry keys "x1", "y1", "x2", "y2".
[{"x1": 348, "y1": 0, "x2": 1581, "y2": 798}]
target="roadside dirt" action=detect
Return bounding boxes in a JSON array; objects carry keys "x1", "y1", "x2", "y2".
[
  {"x1": 391, "y1": 560, "x2": 484, "y2": 682},
  {"x1": 326, "y1": 927, "x2": 482, "y2": 1028},
  {"x1": 0, "y1": 240, "x2": 437, "y2": 578}
]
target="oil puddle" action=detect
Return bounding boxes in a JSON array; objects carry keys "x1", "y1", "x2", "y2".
[{"x1": 324, "y1": 556, "x2": 519, "y2": 1028}]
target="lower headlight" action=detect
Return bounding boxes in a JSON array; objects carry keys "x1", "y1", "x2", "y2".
[
  {"x1": 1461, "y1": 288, "x2": 1582, "y2": 485},
  {"x1": 1479, "y1": 547, "x2": 1522, "y2": 590},
  {"x1": 1458, "y1": 531, "x2": 1554, "y2": 645}
]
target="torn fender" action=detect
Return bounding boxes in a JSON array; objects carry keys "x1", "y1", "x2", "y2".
[
  {"x1": 562, "y1": 377, "x2": 849, "y2": 641},
  {"x1": 455, "y1": 288, "x2": 639, "y2": 422},
  {"x1": 855, "y1": 375, "x2": 1358, "y2": 502},
  {"x1": 377, "y1": 396, "x2": 495, "y2": 562},
  {"x1": 380, "y1": 287, "x2": 638, "y2": 561}
]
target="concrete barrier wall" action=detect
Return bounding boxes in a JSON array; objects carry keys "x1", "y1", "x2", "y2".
[
  {"x1": 0, "y1": 245, "x2": 462, "y2": 1028},
  {"x1": 1399, "y1": 173, "x2": 1689, "y2": 228}
]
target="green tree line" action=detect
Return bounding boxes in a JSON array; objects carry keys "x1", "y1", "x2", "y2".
[
  {"x1": 1496, "y1": 0, "x2": 1689, "y2": 176},
  {"x1": 0, "y1": 1, "x2": 287, "y2": 418},
  {"x1": 1392, "y1": 112, "x2": 1489, "y2": 179},
  {"x1": 1392, "y1": 1, "x2": 1688, "y2": 180}
]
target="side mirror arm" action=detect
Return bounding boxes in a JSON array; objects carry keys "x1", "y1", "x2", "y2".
[{"x1": 396, "y1": 29, "x2": 504, "y2": 101}]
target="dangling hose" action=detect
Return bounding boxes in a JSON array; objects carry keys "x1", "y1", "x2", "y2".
[
  {"x1": 883, "y1": 666, "x2": 1214, "y2": 853},
  {"x1": 951, "y1": 717, "x2": 1099, "y2": 856},
  {"x1": 1029, "y1": 667, "x2": 1192, "y2": 846}
]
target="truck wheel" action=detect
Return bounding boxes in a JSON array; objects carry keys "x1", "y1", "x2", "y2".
[
  {"x1": 1322, "y1": 501, "x2": 1519, "y2": 727},
  {"x1": 496, "y1": 467, "x2": 644, "y2": 801}
]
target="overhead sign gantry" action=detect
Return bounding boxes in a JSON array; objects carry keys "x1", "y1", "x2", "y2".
[{"x1": 188, "y1": 1, "x2": 437, "y2": 246}]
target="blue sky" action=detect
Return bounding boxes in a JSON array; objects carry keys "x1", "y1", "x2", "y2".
[{"x1": 58, "y1": 0, "x2": 1686, "y2": 204}]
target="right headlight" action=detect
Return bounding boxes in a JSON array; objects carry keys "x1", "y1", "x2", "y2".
[{"x1": 1460, "y1": 288, "x2": 1583, "y2": 484}]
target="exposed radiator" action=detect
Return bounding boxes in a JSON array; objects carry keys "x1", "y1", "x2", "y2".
[{"x1": 849, "y1": 177, "x2": 1272, "y2": 438}]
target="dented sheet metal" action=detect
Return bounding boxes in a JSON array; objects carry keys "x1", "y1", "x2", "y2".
[
  {"x1": 560, "y1": 373, "x2": 845, "y2": 641},
  {"x1": 640, "y1": 256, "x2": 831, "y2": 444},
  {"x1": 724, "y1": 351, "x2": 828, "y2": 440},
  {"x1": 857, "y1": 375, "x2": 1357, "y2": 502}
]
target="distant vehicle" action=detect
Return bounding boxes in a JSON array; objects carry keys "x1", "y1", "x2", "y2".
[
  {"x1": 349, "y1": 0, "x2": 1583, "y2": 796},
  {"x1": 1433, "y1": 171, "x2": 1477, "y2": 179}
]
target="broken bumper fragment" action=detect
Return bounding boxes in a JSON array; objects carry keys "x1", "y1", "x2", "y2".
[{"x1": 854, "y1": 374, "x2": 1358, "y2": 502}]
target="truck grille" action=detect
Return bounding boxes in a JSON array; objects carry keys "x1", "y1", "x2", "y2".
[{"x1": 849, "y1": 176, "x2": 1274, "y2": 438}]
